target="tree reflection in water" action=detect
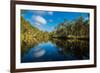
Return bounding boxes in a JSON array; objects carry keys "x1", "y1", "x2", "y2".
[
  {"x1": 21, "y1": 38, "x2": 89, "y2": 63},
  {"x1": 51, "y1": 38, "x2": 89, "y2": 60}
]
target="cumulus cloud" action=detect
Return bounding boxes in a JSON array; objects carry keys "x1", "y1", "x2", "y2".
[{"x1": 33, "y1": 15, "x2": 47, "y2": 25}]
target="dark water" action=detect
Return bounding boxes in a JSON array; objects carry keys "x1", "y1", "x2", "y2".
[{"x1": 21, "y1": 39, "x2": 89, "y2": 63}]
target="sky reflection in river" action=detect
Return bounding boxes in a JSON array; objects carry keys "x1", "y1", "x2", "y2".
[{"x1": 21, "y1": 39, "x2": 89, "y2": 63}]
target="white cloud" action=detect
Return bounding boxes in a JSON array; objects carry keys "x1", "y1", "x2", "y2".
[
  {"x1": 33, "y1": 11, "x2": 53, "y2": 16},
  {"x1": 48, "y1": 11, "x2": 53, "y2": 15},
  {"x1": 34, "y1": 11, "x2": 46, "y2": 15},
  {"x1": 35, "y1": 22, "x2": 41, "y2": 25},
  {"x1": 33, "y1": 15, "x2": 47, "y2": 25},
  {"x1": 84, "y1": 17, "x2": 89, "y2": 20}
]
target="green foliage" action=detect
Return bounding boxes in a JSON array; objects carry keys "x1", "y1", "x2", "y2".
[{"x1": 51, "y1": 16, "x2": 89, "y2": 38}]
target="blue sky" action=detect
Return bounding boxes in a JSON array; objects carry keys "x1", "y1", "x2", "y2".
[{"x1": 21, "y1": 10, "x2": 89, "y2": 32}]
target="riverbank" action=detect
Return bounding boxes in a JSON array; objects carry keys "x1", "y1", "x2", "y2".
[{"x1": 52, "y1": 35, "x2": 89, "y2": 40}]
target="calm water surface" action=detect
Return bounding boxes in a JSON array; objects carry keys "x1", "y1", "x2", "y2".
[{"x1": 21, "y1": 39, "x2": 89, "y2": 63}]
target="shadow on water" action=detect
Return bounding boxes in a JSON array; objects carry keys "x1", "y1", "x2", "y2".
[
  {"x1": 51, "y1": 38, "x2": 89, "y2": 60},
  {"x1": 21, "y1": 38, "x2": 89, "y2": 63}
]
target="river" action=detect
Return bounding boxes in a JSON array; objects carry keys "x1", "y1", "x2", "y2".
[{"x1": 21, "y1": 39, "x2": 89, "y2": 63}]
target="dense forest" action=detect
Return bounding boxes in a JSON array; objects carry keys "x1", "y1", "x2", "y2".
[
  {"x1": 50, "y1": 16, "x2": 89, "y2": 39},
  {"x1": 21, "y1": 16, "x2": 89, "y2": 51}
]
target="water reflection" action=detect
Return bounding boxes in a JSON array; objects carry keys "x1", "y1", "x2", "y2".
[
  {"x1": 51, "y1": 39, "x2": 89, "y2": 60},
  {"x1": 33, "y1": 47, "x2": 45, "y2": 58},
  {"x1": 21, "y1": 38, "x2": 89, "y2": 63}
]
